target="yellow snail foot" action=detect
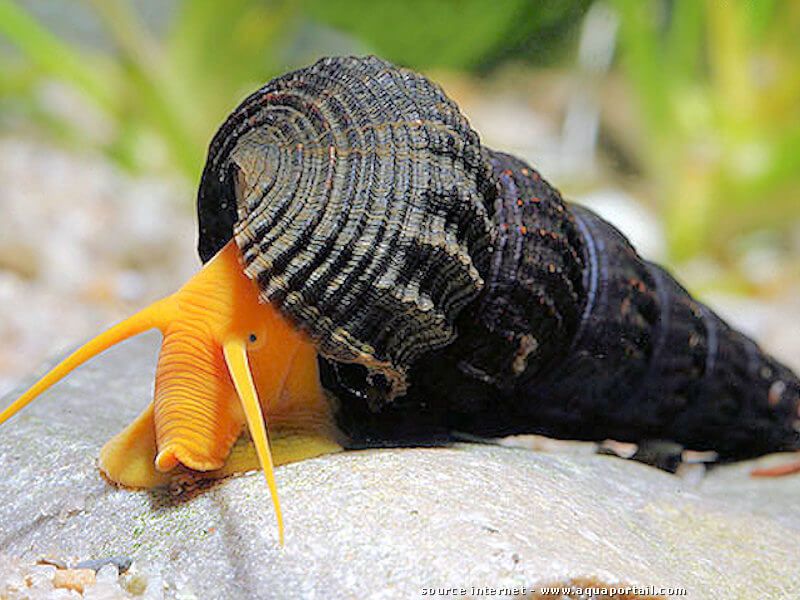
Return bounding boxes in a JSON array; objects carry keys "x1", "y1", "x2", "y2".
[{"x1": 98, "y1": 402, "x2": 170, "y2": 488}]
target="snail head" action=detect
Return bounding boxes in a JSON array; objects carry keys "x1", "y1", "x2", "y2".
[{"x1": 0, "y1": 240, "x2": 340, "y2": 545}]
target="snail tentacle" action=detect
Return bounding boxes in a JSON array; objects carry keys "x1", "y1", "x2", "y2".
[
  {"x1": 223, "y1": 339, "x2": 284, "y2": 546},
  {"x1": 0, "y1": 297, "x2": 174, "y2": 427}
]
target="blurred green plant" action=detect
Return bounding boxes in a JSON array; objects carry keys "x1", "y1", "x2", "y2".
[
  {"x1": 304, "y1": 0, "x2": 590, "y2": 70},
  {"x1": 0, "y1": 0, "x2": 587, "y2": 185},
  {"x1": 613, "y1": 0, "x2": 800, "y2": 263},
  {"x1": 0, "y1": 0, "x2": 300, "y2": 182}
]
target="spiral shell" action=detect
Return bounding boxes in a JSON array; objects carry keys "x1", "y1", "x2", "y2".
[{"x1": 198, "y1": 56, "x2": 496, "y2": 396}]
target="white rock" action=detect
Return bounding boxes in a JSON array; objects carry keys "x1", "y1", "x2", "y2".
[
  {"x1": 1, "y1": 337, "x2": 799, "y2": 599},
  {"x1": 96, "y1": 564, "x2": 119, "y2": 583}
]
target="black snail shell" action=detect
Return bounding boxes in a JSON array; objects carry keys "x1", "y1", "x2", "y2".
[
  {"x1": 198, "y1": 55, "x2": 800, "y2": 465},
  {"x1": 199, "y1": 56, "x2": 495, "y2": 399}
]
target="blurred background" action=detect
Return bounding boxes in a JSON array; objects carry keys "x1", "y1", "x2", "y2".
[{"x1": 0, "y1": 0, "x2": 798, "y2": 397}]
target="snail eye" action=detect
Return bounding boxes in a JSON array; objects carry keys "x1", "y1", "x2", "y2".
[{"x1": 246, "y1": 331, "x2": 267, "y2": 349}]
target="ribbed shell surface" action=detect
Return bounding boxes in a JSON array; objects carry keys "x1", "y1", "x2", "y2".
[{"x1": 197, "y1": 56, "x2": 496, "y2": 396}]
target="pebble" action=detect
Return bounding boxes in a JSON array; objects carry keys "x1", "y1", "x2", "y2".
[
  {"x1": 1, "y1": 557, "x2": 145, "y2": 599},
  {"x1": 52, "y1": 568, "x2": 96, "y2": 593},
  {"x1": 75, "y1": 557, "x2": 132, "y2": 574}
]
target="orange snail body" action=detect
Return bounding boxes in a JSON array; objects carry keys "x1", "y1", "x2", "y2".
[{"x1": 0, "y1": 241, "x2": 342, "y2": 544}]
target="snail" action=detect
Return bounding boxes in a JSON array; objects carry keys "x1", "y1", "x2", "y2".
[{"x1": 2, "y1": 56, "x2": 799, "y2": 545}]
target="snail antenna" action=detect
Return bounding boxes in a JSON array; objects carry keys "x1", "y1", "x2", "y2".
[
  {"x1": 0, "y1": 298, "x2": 174, "y2": 426},
  {"x1": 223, "y1": 339, "x2": 285, "y2": 546}
]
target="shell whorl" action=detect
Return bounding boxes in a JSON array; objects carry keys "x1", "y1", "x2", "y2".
[{"x1": 198, "y1": 56, "x2": 496, "y2": 396}]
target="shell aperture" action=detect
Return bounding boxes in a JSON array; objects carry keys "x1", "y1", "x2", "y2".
[{"x1": 198, "y1": 56, "x2": 498, "y2": 400}]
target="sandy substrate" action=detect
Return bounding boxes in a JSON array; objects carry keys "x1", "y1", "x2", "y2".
[{"x1": 0, "y1": 137, "x2": 196, "y2": 399}]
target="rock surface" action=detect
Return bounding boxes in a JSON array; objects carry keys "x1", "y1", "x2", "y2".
[{"x1": 1, "y1": 334, "x2": 799, "y2": 600}]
